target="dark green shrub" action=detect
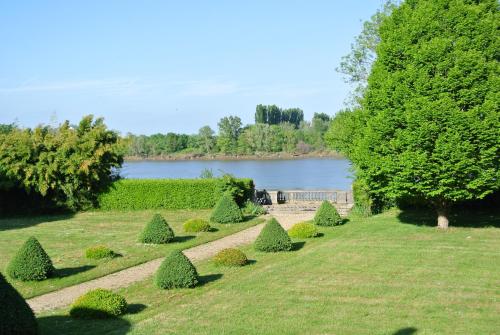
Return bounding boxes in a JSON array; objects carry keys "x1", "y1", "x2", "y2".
[
  {"x1": 288, "y1": 222, "x2": 319, "y2": 238},
  {"x1": 254, "y1": 218, "x2": 293, "y2": 252},
  {"x1": 217, "y1": 174, "x2": 255, "y2": 207},
  {"x1": 139, "y1": 214, "x2": 175, "y2": 244},
  {"x1": 314, "y1": 201, "x2": 342, "y2": 226},
  {"x1": 210, "y1": 193, "x2": 243, "y2": 224},
  {"x1": 97, "y1": 178, "x2": 254, "y2": 210},
  {"x1": 155, "y1": 250, "x2": 198, "y2": 289},
  {"x1": 85, "y1": 246, "x2": 117, "y2": 260},
  {"x1": 69, "y1": 289, "x2": 127, "y2": 319},
  {"x1": 0, "y1": 272, "x2": 38, "y2": 335},
  {"x1": 183, "y1": 219, "x2": 211, "y2": 233},
  {"x1": 213, "y1": 248, "x2": 248, "y2": 267},
  {"x1": 7, "y1": 237, "x2": 55, "y2": 281},
  {"x1": 242, "y1": 200, "x2": 267, "y2": 216}
]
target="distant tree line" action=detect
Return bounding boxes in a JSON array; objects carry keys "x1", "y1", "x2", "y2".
[
  {"x1": 255, "y1": 104, "x2": 304, "y2": 128},
  {"x1": 123, "y1": 105, "x2": 331, "y2": 158}
]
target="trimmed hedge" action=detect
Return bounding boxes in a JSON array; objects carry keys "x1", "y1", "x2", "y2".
[
  {"x1": 7, "y1": 237, "x2": 55, "y2": 281},
  {"x1": 139, "y1": 214, "x2": 175, "y2": 244},
  {"x1": 314, "y1": 201, "x2": 342, "y2": 226},
  {"x1": 69, "y1": 289, "x2": 127, "y2": 319},
  {"x1": 254, "y1": 218, "x2": 293, "y2": 252},
  {"x1": 97, "y1": 178, "x2": 254, "y2": 210},
  {"x1": 155, "y1": 250, "x2": 199, "y2": 289},
  {"x1": 85, "y1": 246, "x2": 117, "y2": 260},
  {"x1": 213, "y1": 248, "x2": 248, "y2": 267},
  {"x1": 183, "y1": 219, "x2": 211, "y2": 233},
  {"x1": 0, "y1": 272, "x2": 38, "y2": 335},
  {"x1": 210, "y1": 193, "x2": 244, "y2": 223},
  {"x1": 288, "y1": 222, "x2": 319, "y2": 238}
]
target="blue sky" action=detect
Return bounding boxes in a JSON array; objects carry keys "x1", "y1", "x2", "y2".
[{"x1": 0, "y1": 1, "x2": 384, "y2": 135}]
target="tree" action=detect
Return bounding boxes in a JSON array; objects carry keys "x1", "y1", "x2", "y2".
[
  {"x1": 336, "y1": 1, "x2": 397, "y2": 104},
  {"x1": 198, "y1": 126, "x2": 216, "y2": 153},
  {"x1": 333, "y1": 0, "x2": 500, "y2": 228},
  {"x1": 0, "y1": 115, "x2": 123, "y2": 210},
  {"x1": 217, "y1": 116, "x2": 242, "y2": 154}
]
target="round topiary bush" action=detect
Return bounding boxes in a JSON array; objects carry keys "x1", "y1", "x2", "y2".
[
  {"x1": 7, "y1": 237, "x2": 55, "y2": 281},
  {"x1": 69, "y1": 288, "x2": 128, "y2": 319},
  {"x1": 85, "y1": 245, "x2": 117, "y2": 260},
  {"x1": 139, "y1": 214, "x2": 175, "y2": 244},
  {"x1": 314, "y1": 201, "x2": 342, "y2": 226},
  {"x1": 0, "y1": 272, "x2": 38, "y2": 335},
  {"x1": 183, "y1": 218, "x2": 211, "y2": 233},
  {"x1": 155, "y1": 250, "x2": 198, "y2": 289},
  {"x1": 288, "y1": 222, "x2": 319, "y2": 238},
  {"x1": 213, "y1": 248, "x2": 248, "y2": 267},
  {"x1": 210, "y1": 193, "x2": 243, "y2": 224},
  {"x1": 254, "y1": 218, "x2": 293, "y2": 252}
]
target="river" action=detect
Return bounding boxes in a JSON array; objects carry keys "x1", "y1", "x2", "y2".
[{"x1": 119, "y1": 158, "x2": 352, "y2": 190}]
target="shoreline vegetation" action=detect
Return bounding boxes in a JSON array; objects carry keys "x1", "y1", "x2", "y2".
[{"x1": 124, "y1": 150, "x2": 343, "y2": 162}]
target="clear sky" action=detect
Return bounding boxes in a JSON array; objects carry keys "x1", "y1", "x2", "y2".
[{"x1": 0, "y1": 1, "x2": 384, "y2": 135}]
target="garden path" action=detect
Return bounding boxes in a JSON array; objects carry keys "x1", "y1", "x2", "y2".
[{"x1": 27, "y1": 210, "x2": 314, "y2": 313}]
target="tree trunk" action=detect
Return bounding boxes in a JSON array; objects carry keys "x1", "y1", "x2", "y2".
[{"x1": 436, "y1": 204, "x2": 449, "y2": 229}]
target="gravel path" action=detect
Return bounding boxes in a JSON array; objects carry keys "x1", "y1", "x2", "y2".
[{"x1": 27, "y1": 211, "x2": 314, "y2": 314}]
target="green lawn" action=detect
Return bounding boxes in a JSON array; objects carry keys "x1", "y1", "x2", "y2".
[
  {"x1": 37, "y1": 209, "x2": 500, "y2": 335},
  {"x1": 0, "y1": 210, "x2": 263, "y2": 298}
]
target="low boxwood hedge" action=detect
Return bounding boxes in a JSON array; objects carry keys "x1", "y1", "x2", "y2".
[
  {"x1": 97, "y1": 178, "x2": 254, "y2": 210},
  {"x1": 139, "y1": 214, "x2": 175, "y2": 244},
  {"x1": 155, "y1": 250, "x2": 199, "y2": 289},
  {"x1": 213, "y1": 248, "x2": 248, "y2": 267},
  {"x1": 0, "y1": 272, "x2": 38, "y2": 334},
  {"x1": 183, "y1": 219, "x2": 211, "y2": 233},
  {"x1": 210, "y1": 193, "x2": 244, "y2": 224},
  {"x1": 69, "y1": 289, "x2": 127, "y2": 319},
  {"x1": 7, "y1": 237, "x2": 55, "y2": 281},
  {"x1": 314, "y1": 201, "x2": 342, "y2": 226},
  {"x1": 288, "y1": 222, "x2": 319, "y2": 238},
  {"x1": 254, "y1": 218, "x2": 293, "y2": 252},
  {"x1": 85, "y1": 246, "x2": 117, "y2": 260}
]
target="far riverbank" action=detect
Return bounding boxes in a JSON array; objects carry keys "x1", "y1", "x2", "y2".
[{"x1": 124, "y1": 150, "x2": 343, "y2": 162}]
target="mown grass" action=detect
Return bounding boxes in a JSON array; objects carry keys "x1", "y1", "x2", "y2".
[
  {"x1": 38, "y1": 208, "x2": 500, "y2": 334},
  {"x1": 0, "y1": 210, "x2": 263, "y2": 298}
]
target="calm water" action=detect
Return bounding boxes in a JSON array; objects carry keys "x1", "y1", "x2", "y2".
[{"x1": 120, "y1": 158, "x2": 352, "y2": 190}]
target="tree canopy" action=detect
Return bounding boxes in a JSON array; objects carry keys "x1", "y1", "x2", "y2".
[
  {"x1": 327, "y1": 0, "x2": 500, "y2": 228},
  {"x1": 0, "y1": 115, "x2": 123, "y2": 211}
]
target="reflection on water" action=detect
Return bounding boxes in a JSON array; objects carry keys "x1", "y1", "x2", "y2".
[{"x1": 119, "y1": 158, "x2": 352, "y2": 190}]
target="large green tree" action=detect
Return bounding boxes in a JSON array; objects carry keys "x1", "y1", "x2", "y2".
[
  {"x1": 329, "y1": 0, "x2": 500, "y2": 228},
  {"x1": 217, "y1": 116, "x2": 242, "y2": 154},
  {"x1": 0, "y1": 115, "x2": 123, "y2": 210}
]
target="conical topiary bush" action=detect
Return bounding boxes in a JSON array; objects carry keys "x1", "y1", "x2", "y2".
[
  {"x1": 139, "y1": 214, "x2": 175, "y2": 244},
  {"x1": 210, "y1": 193, "x2": 243, "y2": 224},
  {"x1": 314, "y1": 201, "x2": 342, "y2": 226},
  {"x1": 0, "y1": 272, "x2": 38, "y2": 335},
  {"x1": 155, "y1": 250, "x2": 199, "y2": 289},
  {"x1": 254, "y1": 218, "x2": 293, "y2": 252},
  {"x1": 7, "y1": 237, "x2": 55, "y2": 281}
]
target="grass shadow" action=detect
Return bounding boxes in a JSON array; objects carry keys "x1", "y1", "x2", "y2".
[
  {"x1": 392, "y1": 327, "x2": 418, "y2": 335},
  {"x1": 0, "y1": 212, "x2": 75, "y2": 231},
  {"x1": 37, "y1": 314, "x2": 131, "y2": 335},
  {"x1": 291, "y1": 241, "x2": 306, "y2": 251},
  {"x1": 127, "y1": 303, "x2": 147, "y2": 315},
  {"x1": 173, "y1": 235, "x2": 196, "y2": 243},
  {"x1": 198, "y1": 273, "x2": 223, "y2": 286},
  {"x1": 398, "y1": 208, "x2": 500, "y2": 228},
  {"x1": 341, "y1": 218, "x2": 350, "y2": 225},
  {"x1": 55, "y1": 265, "x2": 96, "y2": 279}
]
